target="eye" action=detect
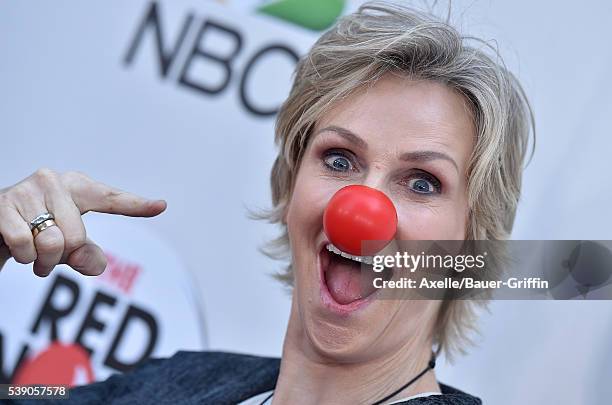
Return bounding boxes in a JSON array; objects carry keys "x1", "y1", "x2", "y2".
[
  {"x1": 323, "y1": 151, "x2": 355, "y2": 172},
  {"x1": 405, "y1": 173, "x2": 441, "y2": 195}
]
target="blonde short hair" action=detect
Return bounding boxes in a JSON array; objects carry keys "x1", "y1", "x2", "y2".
[{"x1": 261, "y1": 1, "x2": 535, "y2": 360}]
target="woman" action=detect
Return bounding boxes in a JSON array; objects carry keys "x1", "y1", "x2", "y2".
[{"x1": 1, "y1": 2, "x2": 533, "y2": 404}]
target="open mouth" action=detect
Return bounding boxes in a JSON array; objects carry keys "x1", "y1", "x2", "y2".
[{"x1": 320, "y1": 243, "x2": 392, "y2": 308}]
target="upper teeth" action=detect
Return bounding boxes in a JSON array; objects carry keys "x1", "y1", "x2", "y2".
[{"x1": 326, "y1": 243, "x2": 374, "y2": 265}]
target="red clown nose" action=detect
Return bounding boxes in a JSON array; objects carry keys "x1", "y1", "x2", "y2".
[{"x1": 323, "y1": 185, "x2": 398, "y2": 256}]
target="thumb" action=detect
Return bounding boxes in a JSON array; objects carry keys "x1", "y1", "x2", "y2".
[{"x1": 66, "y1": 238, "x2": 108, "y2": 276}]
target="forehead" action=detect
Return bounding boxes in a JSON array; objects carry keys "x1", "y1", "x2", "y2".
[{"x1": 314, "y1": 74, "x2": 476, "y2": 168}]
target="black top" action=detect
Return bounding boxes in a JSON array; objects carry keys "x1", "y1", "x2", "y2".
[{"x1": 7, "y1": 351, "x2": 482, "y2": 404}]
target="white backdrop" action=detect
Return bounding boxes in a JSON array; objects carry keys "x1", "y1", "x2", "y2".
[{"x1": 1, "y1": 1, "x2": 612, "y2": 404}]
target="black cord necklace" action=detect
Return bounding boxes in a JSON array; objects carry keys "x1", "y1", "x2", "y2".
[
  {"x1": 258, "y1": 353, "x2": 436, "y2": 405},
  {"x1": 371, "y1": 353, "x2": 436, "y2": 405}
]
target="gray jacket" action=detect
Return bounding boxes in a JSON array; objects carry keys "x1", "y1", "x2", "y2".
[{"x1": 8, "y1": 351, "x2": 482, "y2": 404}]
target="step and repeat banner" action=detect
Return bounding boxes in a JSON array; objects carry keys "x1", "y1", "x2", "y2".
[
  {"x1": 0, "y1": 0, "x2": 318, "y2": 389},
  {"x1": 1, "y1": 1, "x2": 612, "y2": 404},
  {"x1": 0, "y1": 215, "x2": 206, "y2": 385}
]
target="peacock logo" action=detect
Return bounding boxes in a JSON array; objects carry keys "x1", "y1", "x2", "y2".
[{"x1": 216, "y1": 0, "x2": 346, "y2": 31}]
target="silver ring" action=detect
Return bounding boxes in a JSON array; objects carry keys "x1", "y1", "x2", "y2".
[
  {"x1": 29, "y1": 212, "x2": 55, "y2": 230},
  {"x1": 32, "y1": 219, "x2": 57, "y2": 238}
]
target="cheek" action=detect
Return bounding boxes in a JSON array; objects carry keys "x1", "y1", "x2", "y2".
[
  {"x1": 395, "y1": 202, "x2": 468, "y2": 240},
  {"x1": 285, "y1": 168, "x2": 339, "y2": 251}
]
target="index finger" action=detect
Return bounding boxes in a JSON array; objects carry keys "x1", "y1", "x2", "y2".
[{"x1": 64, "y1": 173, "x2": 167, "y2": 217}]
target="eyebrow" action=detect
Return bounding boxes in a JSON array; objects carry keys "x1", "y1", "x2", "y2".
[
  {"x1": 400, "y1": 151, "x2": 458, "y2": 172},
  {"x1": 315, "y1": 126, "x2": 368, "y2": 149},
  {"x1": 315, "y1": 125, "x2": 459, "y2": 172}
]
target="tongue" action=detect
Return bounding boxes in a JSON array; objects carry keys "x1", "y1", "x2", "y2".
[{"x1": 325, "y1": 256, "x2": 377, "y2": 305}]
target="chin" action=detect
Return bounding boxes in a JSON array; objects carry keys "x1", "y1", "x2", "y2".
[
  {"x1": 292, "y1": 239, "x2": 394, "y2": 362},
  {"x1": 302, "y1": 312, "x2": 375, "y2": 362}
]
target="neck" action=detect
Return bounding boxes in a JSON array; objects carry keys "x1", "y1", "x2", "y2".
[{"x1": 271, "y1": 298, "x2": 440, "y2": 405}]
